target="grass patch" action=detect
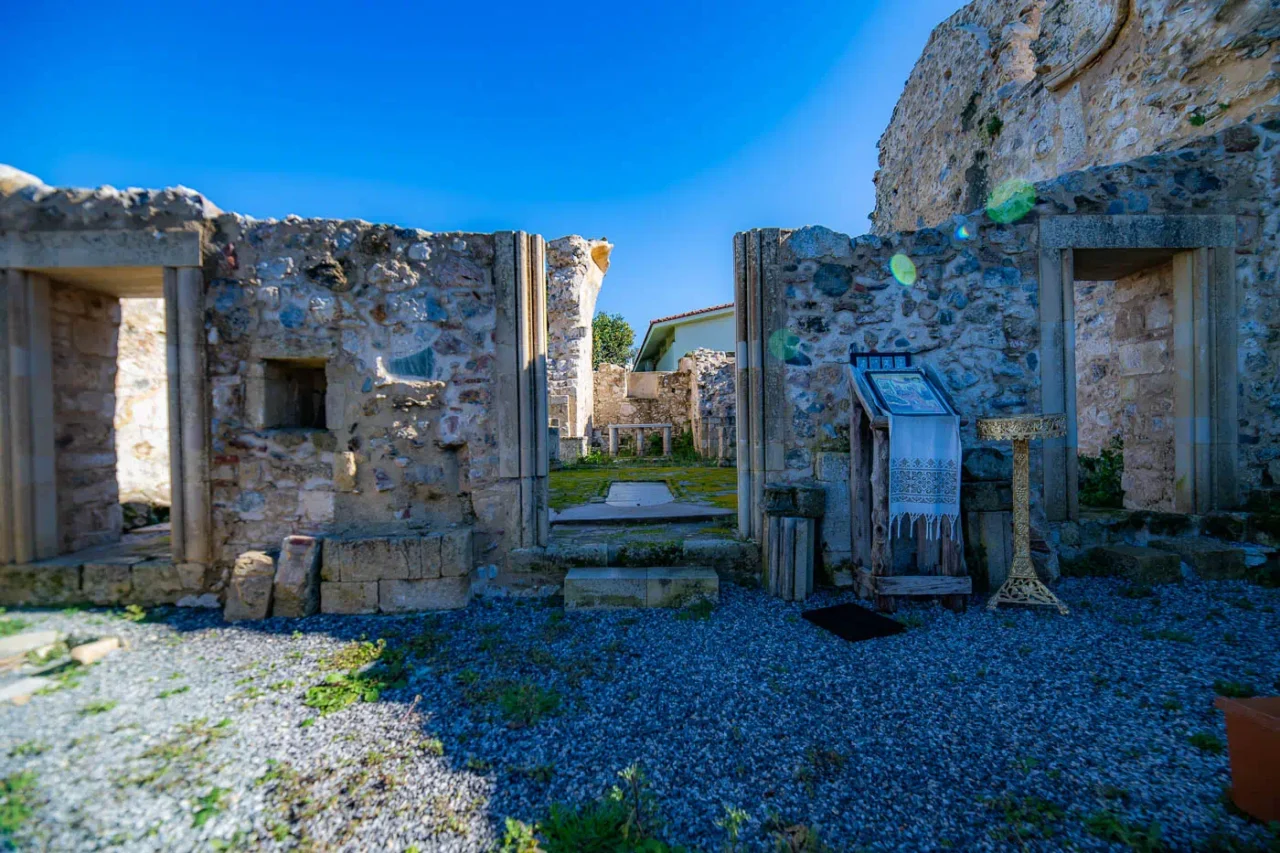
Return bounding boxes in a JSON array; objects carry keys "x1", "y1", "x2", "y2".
[
  {"x1": 501, "y1": 765, "x2": 679, "y2": 852},
  {"x1": 7, "y1": 742, "x2": 47, "y2": 759},
  {"x1": 157, "y1": 686, "x2": 189, "y2": 699},
  {"x1": 497, "y1": 681, "x2": 562, "y2": 728},
  {"x1": 79, "y1": 700, "x2": 118, "y2": 716},
  {"x1": 548, "y1": 464, "x2": 736, "y2": 511},
  {"x1": 795, "y1": 746, "x2": 845, "y2": 793},
  {"x1": 1212, "y1": 680, "x2": 1256, "y2": 699},
  {"x1": 674, "y1": 599, "x2": 714, "y2": 621},
  {"x1": 321, "y1": 639, "x2": 385, "y2": 671},
  {"x1": 192, "y1": 787, "x2": 229, "y2": 828},
  {"x1": 1085, "y1": 810, "x2": 1165, "y2": 852},
  {"x1": 0, "y1": 612, "x2": 31, "y2": 638},
  {"x1": 1189, "y1": 732, "x2": 1225, "y2": 754},
  {"x1": 0, "y1": 771, "x2": 38, "y2": 840},
  {"x1": 986, "y1": 794, "x2": 1063, "y2": 843}
]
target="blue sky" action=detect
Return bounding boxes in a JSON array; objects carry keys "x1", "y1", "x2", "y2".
[{"x1": 0, "y1": 0, "x2": 964, "y2": 335}]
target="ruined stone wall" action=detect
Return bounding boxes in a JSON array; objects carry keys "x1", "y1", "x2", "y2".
[
  {"x1": 115, "y1": 298, "x2": 170, "y2": 505},
  {"x1": 592, "y1": 364, "x2": 693, "y2": 449},
  {"x1": 51, "y1": 282, "x2": 122, "y2": 553},
  {"x1": 688, "y1": 348, "x2": 736, "y2": 459},
  {"x1": 874, "y1": 0, "x2": 1280, "y2": 233},
  {"x1": 546, "y1": 236, "x2": 610, "y2": 439},
  {"x1": 769, "y1": 120, "x2": 1280, "y2": 502},
  {"x1": 204, "y1": 219, "x2": 513, "y2": 575}
]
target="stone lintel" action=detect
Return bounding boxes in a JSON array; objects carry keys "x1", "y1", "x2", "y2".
[
  {"x1": 1039, "y1": 215, "x2": 1237, "y2": 250},
  {"x1": 0, "y1": 228, "x2": 202, "y2": 270}
]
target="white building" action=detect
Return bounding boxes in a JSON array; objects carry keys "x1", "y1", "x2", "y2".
[{"x1": 633, "y1": 303, "x2": 734, "y2": 372}]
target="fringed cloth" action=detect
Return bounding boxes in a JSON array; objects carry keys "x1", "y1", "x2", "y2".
[{"x1": 887, "y1": 413, "x2": 961, "y2": 540}]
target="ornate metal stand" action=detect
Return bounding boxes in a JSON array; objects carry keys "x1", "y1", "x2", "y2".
[{"x1": 975, "y1": 414, "x2": 1069, "y2": 615}]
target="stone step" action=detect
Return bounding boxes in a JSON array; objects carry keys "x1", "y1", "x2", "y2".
[
  {"x1": 1090, "y1": 545, "x2": 1182, "y2": 584},
  {"x1": 1149, "y1": 538, "x2": 1248, "y2": 580},
  {"x1": 563, "y1": 567, "x2": 719, "y2": 610}
]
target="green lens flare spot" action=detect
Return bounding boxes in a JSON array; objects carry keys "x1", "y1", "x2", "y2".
[
  {"x1": 986, "y1": 178, "x2": 1036, "y2": 224},
  {"x1": 890, "y1": 254, "x2": 917, "y2": 286}
]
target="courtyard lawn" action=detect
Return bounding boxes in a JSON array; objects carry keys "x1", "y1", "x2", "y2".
[
  {"x1": 548, "y1": 462, "x2": 737, "y2": 511},
  {"x1": 1, "y1": 577, "x2": 1278, "y2": 851}
]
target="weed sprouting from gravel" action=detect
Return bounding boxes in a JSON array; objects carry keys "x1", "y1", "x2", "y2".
[
  {"x1": 1085, "y1": 810, "x2": 1165, "y2": 852},
  {"x1": 0, "y1": 771, "x2": 38, "y2": 839},
  {"x1": 986, "y1": 794, "x2": 1064, "y2": 843},
  {"x1": 0, "y1": 612, "x2": 31, "y2": 637},
  {"x1": 507, "y1": 764, "x2": 675, "y2": 852},
  {"x1": 1212, "y1": 680, "x2": 1256, "y2": 698},
  {"x1": 795, "y1": 747, "x2": 846, "y2": 792},
  {"x1": 79, "y1": 700, "x2": 118, "y2": 716},
  {"x1": 322, "y1": 638, "x2": 386, "y2": 671},
  {"x1": 717, "y1": 804, "x2": 750, "y2": 851},
  {"x1": 192, "y1": 787, "x2": 229, "y2": 828},
  {"x1": 675, "y1": 599, "x2": 715, "y2": 621},
  {"x1": 1188, "y1": 732, "x2": 1225, "y2": 754},
  {"x1": 157, "y1": 686, "x2": 189, "y2": 699},
  {"x1": 498, "y1": 681, "x2": 562, "y2": 728}
]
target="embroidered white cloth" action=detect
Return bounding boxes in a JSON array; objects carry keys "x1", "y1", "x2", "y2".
[{"x1": 887, "y1": 413, "x2": 961, "y2": 540}]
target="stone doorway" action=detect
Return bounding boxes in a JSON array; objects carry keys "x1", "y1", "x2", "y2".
[{"x1": 1039, "y1": 215, "x2": 1240, "y2": 520}]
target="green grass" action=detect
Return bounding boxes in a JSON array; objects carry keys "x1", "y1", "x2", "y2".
[
  {"x1": 79, "y1": 700, "x2": 118, "y2": 716},
  {"x1": 1189, "y1": 732, "x2": 1225, "y2": 754},
  {"x1": 321, "y1": 639, "x2": 386, "y2": 671},
  {"x1": 192, "y1": 787, "x2": 229, "y2": 828},
  {"x1": 0, "y1": 771, "x2": 38, "y2": 839},
  {"x1": 0, "y1": 612, "x2": 31, "y2": 638},
  {"x1": 497, "y1": 681, "x2": 562, "y2": 728},
  {"x1": 674, "y1": 599, "x2": 714, "y2": 621},
  {"x1": 1085, "y1": 810, "x2": 1165, "y2": 851},
  {"x1": 157, "y1": 686, "x2": 189, "y2": 699},
  {"x1": 986, "y1": 794, "x2": 1063, "y2": 843},
  {"x1": 1212, "y1": 680, "x2": 1256, "y2": 699},
  {"x1": 548, "y1": 464, "x2": 736, "y2": 511}
]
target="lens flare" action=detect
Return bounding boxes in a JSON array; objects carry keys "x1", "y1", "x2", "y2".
[
  {"x1": 890, "y1": 253, "x2": 917, "y2": 286},
  {"x1": 986, "y1": 178, "x2": 1036, "y2": 224},
  {"x1": 954, "y1": 222, "x2": 972, "y2": 240},
  {"x1": 768, "y1": 329, "x2": 801, "y2": 361}
]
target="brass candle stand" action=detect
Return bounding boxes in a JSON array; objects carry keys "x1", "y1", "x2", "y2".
[{"x1": 975, "y1": 413, "x2": 1069, "y2": 615}]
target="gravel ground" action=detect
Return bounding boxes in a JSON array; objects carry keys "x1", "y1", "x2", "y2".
[{"x1": 2, "y1": 576, "x2": 1278, "y2": 852}]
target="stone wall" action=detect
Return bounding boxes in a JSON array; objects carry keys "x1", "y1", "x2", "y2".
[
  {"x1": 204, "y1": 218, "x2": 521, "y2": 578},
  {"x1": 688, "y1": 348, "x2": 736, "y2": 460},
  {"x1": 115, "y1": 298, "x2": 170, "y2": 505},
  {"x1": 874, "y1": 0, "x2": 1280, "y2": 233},
  {"x1": 1073, "y1": 280, "x2": 1117, "y2": 456},
  {"x1": 546, "y1": 236, "x2": 611, "y2": 441},
  {"x1": 759, "y1": 119, "x2": 1280, "y2": 505},
  {"x1": 51, "y1": 282, "x2": 122, "y2": 553},
  {"x1": 592, "y1": 363, "x2": 693, "y2": 450}
]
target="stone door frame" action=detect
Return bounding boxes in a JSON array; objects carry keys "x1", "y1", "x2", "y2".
[
  {"x1": 1037, "y1": 214, "x2": 1239, "y2": 521},
  {"x1": 0, "y1": 229, "x2": 209, "y2": 566}
]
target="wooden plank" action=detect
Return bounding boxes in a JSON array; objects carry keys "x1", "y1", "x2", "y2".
[
  {"x1": 874, "y1": 574, "x2": 972, "y2": 596},
  {"x1": 855, "y1": 566, "x2": 875, "y2": 599}
]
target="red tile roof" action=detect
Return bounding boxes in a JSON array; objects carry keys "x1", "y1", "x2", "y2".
[{"x1": 647, "y1": 302, "x2": 734, "y2": 327}]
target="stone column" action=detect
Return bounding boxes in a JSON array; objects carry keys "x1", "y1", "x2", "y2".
[
  {"x1": 609, "y1": 425, "x2": 618, "y2": 456},
  {"x1": 662, "y1": 425, "x2": 672, "y2": 456},
  {"x1": 0, "y1": 270, "x2": 12, "y2": 564},
  {"x1": 175, "y1": 267, "x2": 209, "y2": 565}
]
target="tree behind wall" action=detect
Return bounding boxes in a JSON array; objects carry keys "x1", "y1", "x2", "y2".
[{"x1": 592, "y1": 313, "x2": 634, "y2": 369}]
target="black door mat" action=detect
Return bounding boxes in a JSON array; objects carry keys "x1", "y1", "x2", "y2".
[{"x1": 801, "y1": 602, "x2": 906, "y2": 643}]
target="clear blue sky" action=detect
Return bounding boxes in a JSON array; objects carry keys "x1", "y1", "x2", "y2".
[{"x1": 0, "y1": 0, "x2": 964, "y2": 335}]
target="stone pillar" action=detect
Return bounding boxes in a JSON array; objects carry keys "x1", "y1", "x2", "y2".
[
  {"x1": 545, "y1": 236, "x2": 611, "y2": 441},
  {"x1": 609, "y1": 425, "x2": 618, "y2": 455},
  {"x1": 162, "y1": 270, "x2": 186, "y2": 563},
  {"x1": 0, "y1": 270, "x2": 12, "y2": 565},
  {"x1": 175, "y1": 267, "x2": 209, "y2": 565},
  {"x1": 662, "y1": 425, "x2": 672, "y2": 456}
]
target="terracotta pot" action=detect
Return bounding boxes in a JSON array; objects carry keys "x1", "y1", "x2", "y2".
[{"x1": 1215, "y1": 696, "x2": 1280, "y2": 823}]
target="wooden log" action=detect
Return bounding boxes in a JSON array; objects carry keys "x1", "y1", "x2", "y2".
[
  {"x1": 871, "y1": 428, "x2": 894, "y2": 612},
  {"x1": 874, "y1": 575, "x2": 972, "y2": 596}
]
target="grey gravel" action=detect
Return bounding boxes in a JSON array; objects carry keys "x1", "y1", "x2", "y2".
[{"x1": 1, "y1": 576, "x2": 1277, "y2": 851}]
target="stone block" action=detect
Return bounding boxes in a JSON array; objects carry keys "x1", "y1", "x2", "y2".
[
  {"x1": 1149, "y1": 538, "x2": 1248, "y2": 580},
  {"x1": 646, "y1": 567, "x2": 719, "y2": 608},
  {"x1": 563, "y1": 567, "x2": 648, "y2": 609},
  {"x1": 440, "y1": 529, "x2": 473, "y2": 578},
  {"x1": 964, "y1": 510, "x2": 1013, "y2": 591},
  {"x1": 378, "y1": 576, "x2": 471, "y2": 612},
  {"x1": 962, "y1": 447, "x2": 1011, "y2": 482},
  {"x1": 334, "y1": 451, "x2": 358, "y2": 491},
  {"x1": 129, "y1": 560, "x2": 186, "y2": 605},
  {"x1": 70, "y1": 637, "x2": 120, "y2": 665},
  {"x1": 0, "y1": 565, "x2": 81, "y2": 606},
  {"x1": 83, "y1": 562, "x2": 133, "y2": 605},
  {"x1": 1091, "y1": 545, "x2": 1182, "y2": 584},
  {"x1": 0, "y1": 630, "x2": 61, "y2": 661},
  {"x1": 273, "y1": 535, "x2": 322, "y2": 618},
  {"x1": 326, "y1": 536, "x2": 436, "y2": 583},
  {"x1": 961, "y1": 481, "x2": 1013, "y2": 512},
  {"x1": 320, "y1": 581, "x2": 379, "y2": 614},
  {"x1": 224, "y1": 550, "x2": 275, "y2": 622}
]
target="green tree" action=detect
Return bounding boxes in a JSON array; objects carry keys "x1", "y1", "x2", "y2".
[{"x1": 592, "y1": 312, "x2": 634, "y2": 369}]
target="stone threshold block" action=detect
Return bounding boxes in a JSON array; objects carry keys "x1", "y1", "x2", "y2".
[
  {"x1": 1149, "y1": 538, "x2": 1248, "y2": 580},
  {"x1": 564, "y1": 566, "x2": 719, "y2": 610},
  {"x1": 1091, "y1": 544, "x2": 1182, "y2": 584},
  {"x1": 322, "y1": 529, "x2": 473, "y2": 584}
]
